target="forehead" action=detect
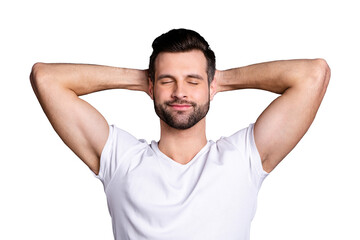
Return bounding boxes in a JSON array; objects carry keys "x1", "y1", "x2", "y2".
[{"x1": 155, "y1": 50, "x2": 207, "y2": 76}]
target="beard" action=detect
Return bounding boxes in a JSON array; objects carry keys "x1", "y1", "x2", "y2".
[{"x1": 154, "y1": 98, "x2": 210, "y2": 130}]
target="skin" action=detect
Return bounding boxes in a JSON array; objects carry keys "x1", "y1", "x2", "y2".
[
  {"x1": 149, "y1": 50, "x2": 217, "y2": 165},
  {"x1": 218, "y1": 59, "x2": 330, "y2": 172},
  {"x1": 30, "y1": 51, "x2": 330, "y2": 174}
]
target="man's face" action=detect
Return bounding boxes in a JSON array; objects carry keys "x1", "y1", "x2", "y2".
[{"x1": 150, "y1": 50, "x2": 215, "y2": 130}]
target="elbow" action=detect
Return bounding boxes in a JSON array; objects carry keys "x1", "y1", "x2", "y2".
[
  {"x1": 30, "y1": 62, "x2": 50, "y2": 90},
  {"x1": 30, "y1": 62, "x2": 46, "y2": 83},
  {"x1": 302, "y1": 59, "x2": 330, "y2": 96},
  {"x1": 311, "y1": 58, "x2": 331, "y2": 90}
]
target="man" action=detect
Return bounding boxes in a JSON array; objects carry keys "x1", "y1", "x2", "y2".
[{"x1": 30, "y1": 29, "x2": 330, "y2": 239}]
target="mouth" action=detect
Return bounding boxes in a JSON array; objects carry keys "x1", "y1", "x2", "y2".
[
  {"x1": 168, "y1": 104, "x2": 192, "y2": 111},
  {"x1": 164, "y1": 100, "x2": 196, "y2": 111}
]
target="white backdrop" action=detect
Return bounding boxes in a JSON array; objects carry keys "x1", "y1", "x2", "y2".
[{"x1": 1, "y1": 0, "x2": 359, "y2": 239}]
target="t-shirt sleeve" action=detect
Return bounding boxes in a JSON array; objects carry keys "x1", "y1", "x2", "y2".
[
  {"x1": 247, "y1": 123, "x2": 269, "y2": 186},
  {"x1": 227, "y1": 124, "x2": 269, "y2": 188},
  {"x1": 95, "y1": 125, "x2": 142, "y2": 188}
]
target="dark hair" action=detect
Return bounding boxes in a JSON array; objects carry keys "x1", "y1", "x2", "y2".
[{"x1": 149, "y1": 28, "x2": 216, "y2": 84}]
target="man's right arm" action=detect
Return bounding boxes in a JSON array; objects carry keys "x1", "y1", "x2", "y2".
[{"x1": 30, "y1": 63, "x2": 149, "y2": 174}]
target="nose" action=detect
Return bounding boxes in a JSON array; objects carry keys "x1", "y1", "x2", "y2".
[{"x1": 171, "y1": 82, "x2": 187, "y2": 99}]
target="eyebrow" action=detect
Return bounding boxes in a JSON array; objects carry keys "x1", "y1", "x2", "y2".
[
  {"x1": 157, "y1": 74, "x2": 175, "y2": 81},
  {"x1": 157, "y1": 74, "x2": 204, "y2": 81},
  {"x1": 187, "y1": 74, "x2": 204, "y2": 80}
]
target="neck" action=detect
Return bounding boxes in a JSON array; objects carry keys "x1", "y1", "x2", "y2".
[{"x1": 158, "y1": 118, "x2": 207, "y2": 165}]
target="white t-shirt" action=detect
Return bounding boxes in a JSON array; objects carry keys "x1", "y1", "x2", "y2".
[{"x1": 96, "y1": 124, "x2": 268, "y2": 240}]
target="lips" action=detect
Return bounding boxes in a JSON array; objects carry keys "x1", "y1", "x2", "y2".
[
  {"x1": 169, "y1": 104, "x2": 192, "y2": 110},
  {"x1": 165, "y1": 100, "x2": 196, "y2": 111}
]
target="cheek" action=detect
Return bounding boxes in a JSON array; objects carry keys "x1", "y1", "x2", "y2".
[
  {"x1": 153, "y1": 87, "x2": 167, "y2": 102},
  {"x1": 194, "y1": 88, "x2": 210, "y2": 101}
]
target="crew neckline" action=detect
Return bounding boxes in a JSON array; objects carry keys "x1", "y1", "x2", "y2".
[{"x1": 151, "y1": 140, "x2": 212, "y2": 168}]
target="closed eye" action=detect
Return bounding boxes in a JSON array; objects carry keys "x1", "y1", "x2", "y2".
[
  {"x1": 188, "y1": 81, "x2": 199, "y2": 85},
  {"x1": 161, "y1": 80, "x2": 174, "y2": 84},
  {"x1": 157, "y1": 74, "x2": 175, "y2": 84},
  {"x1": 187, "y1": 74, "x2": 204, "y2": 85}
]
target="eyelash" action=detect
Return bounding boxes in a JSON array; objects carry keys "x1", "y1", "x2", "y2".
[
  {"x1": 189, "y1": 82, "x2": 199, "y2": 85},
  {"x1": 160, "y1": 80, "x2": 199, "y2": 85},
  {"x1": 161, "y1": 80, "x2": 173, "y2": 84}
]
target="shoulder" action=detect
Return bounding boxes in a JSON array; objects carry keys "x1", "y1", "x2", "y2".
[
  {"x1": 96, "y1": 125, "x2": 149, "y2": 186},
  {"x1": 210, "y1": 124, "x2": 268, "y2": 183},
  {"x1": 210, "y1": 124, "x2": 257, "y2": 163},
  {"x1": 216, "y1": 124, "x2": 267, "y2": 172},
  {"x1": 107, "y1": 125, "x2": 147, "y2": 146},
  {"x1": 217, "y1": 124, "x2": 255, "y2": 150},
  {"x1": 102, "y1": 125, "x2": 149, "y2": 160}
]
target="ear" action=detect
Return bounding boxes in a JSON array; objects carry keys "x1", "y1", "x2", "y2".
[
  {"x1": 209, "y1": 76, "x2": 217, "y2": 101},
  {"x1": 148, "y1": 78, "x2": 154, "y2": 100}
]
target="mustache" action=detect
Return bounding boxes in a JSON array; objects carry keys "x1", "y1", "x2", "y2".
[{"x1": 165, "y1": 100, "x2": 196, "y2": 107}]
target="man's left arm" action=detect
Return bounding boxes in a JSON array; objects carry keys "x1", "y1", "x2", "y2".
[{"x1": 215, "y1": 59, "x2": 330, "y2": 173}]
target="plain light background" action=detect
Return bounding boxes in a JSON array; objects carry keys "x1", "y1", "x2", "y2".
[{"x1": 1, "y1": 0, "x2": 359, "y2": 239}]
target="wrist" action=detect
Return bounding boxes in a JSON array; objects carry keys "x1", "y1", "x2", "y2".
[
  {"x1": 116, "y1": 68, "x2": 148, "y2": 91},
  {"x1": 217, "y1": 67, "x2": 247, "y2": 92}
]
